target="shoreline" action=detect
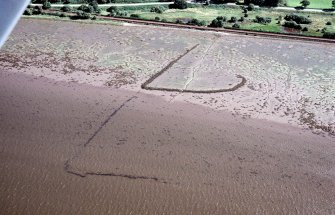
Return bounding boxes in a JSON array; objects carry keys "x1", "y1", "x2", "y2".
[{"x1": 3, "y1": 18, "x2": 334, "y2": 135}]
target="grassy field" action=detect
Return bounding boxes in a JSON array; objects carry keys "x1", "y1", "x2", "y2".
[
  {"x1": 123, "y1": 6, "x2": 335, "y2": 35},
  {"x1": 286, "y1": 0, "x2": 333, "y2": 9},
  {"x1": 45, "y1": 4, "x2": 335, "y2": 37}
]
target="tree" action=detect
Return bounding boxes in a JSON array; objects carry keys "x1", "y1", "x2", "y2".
[
  {"x1": 284, "y1": 14, "x2": 311, "y2": 24},
  {"x1": 332, "y1": 0, "x2": 335, "y2": 9},
  {"x1": 77, "y1": 5, "x2": 94, "y2": 13},
  {"x1": 89, "y1": 1, "x2": 101, "y2": 13},
  {"x1": 171, "y1": 0, "x2": 188, "y2": 9},
  {"x1": 229, "y1": 16, "x2": 237, "y2": 23},
  {"x1": 247, "y1": 3, "x2": 255, "y2": 10},
  {"x1": 42, "y1": 1, "x2": 51, "y2": 10},
  {"x1": 60, "y1": 5, "x2": 72, "y2": 12},
  {"x1": 262, "y1": 0, "x2": 280, "y2": 7},
  {"x1": 300, "y1": 0, "x2": 310, "y2": 8},
  {"x1": 23, "y1": 9, "x2": 33, "y2": 15},
  {"x1": 72, "y1": 11, "x2": 91, "y2": 19},
  {"x1": 33, "y1": 5, "x2": 43, "y2": 14},
  {"x1": 208, "y1": 16, "x2": 226, "y2": 27},
  {"x1": 232, "y1": 23, "x2": 240, "y2": 28}
]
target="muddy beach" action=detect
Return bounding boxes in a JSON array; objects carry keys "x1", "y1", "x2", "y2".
[{"x1": 0, "y1": 18, "x2": 335, "y2": 214}]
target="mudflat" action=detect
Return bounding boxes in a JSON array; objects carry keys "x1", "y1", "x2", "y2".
[{"x1": 0, "y1": 19, "x2": 334, "y2": 214}]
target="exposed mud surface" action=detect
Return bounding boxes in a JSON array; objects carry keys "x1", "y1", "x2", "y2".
[
  {"x1": 0, "y1": 19, "x2": 335, "y2": 214},
  {"x1": 1, "y1": 19, "x2": 334, "y2": 134},
  {"x1": 1, "y1": 72, "x2": 335, "y2": 214}
]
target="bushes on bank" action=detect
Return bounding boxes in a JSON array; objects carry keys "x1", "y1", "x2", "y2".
[
  {"x1": 42, "y1": 1, "x2": 51, "y2": 10},
  {"x1": 77, "y1": 5, "x2": 94, "y2": 13},
  {"x1": 254, "y1": 16, "x2": 271, "y2": 24},
  {"x1": 77, "y1": 2, "x2": 100, "y2": 13},
  {"x1": 283, "y1": 21, "x2": 302, "y2": 29},
  {"x1": 247, "y1": 3, "x2": 255, "y2": 11},
  {"x1": 60, "y1": 5, "x2": 72, "y2": 12},
  {"x1": 24, "y1": 9, "x2": 33, "y2": 15},
  {"x1": 130, "y1": 14, "x2": 140, "y2": 18},
  {"x1": 187, "y1": 18, "x2": 206, "y2": 26},
  {"x1": 284, "y1": 14, "x2": 311, "y2": 24},
  {"x1": 107, "y1": 6, "x2": 128, "y2": 17},
  {"x1": 323, "y1": 32, "x2": 335, "y2": 39},
  {"x1": 150, "y1": 6, "x2": 166, "y2": 13},
  {"x1": 170, "y1": 0, "x2": 188, "y2": 9},
  {"x1": 209, "y1": 16, "x2": 227, "y2": 27},
  {"x1": 232, "y1": 23, "x2": 240, "y2": 28},
  {"x1": 229, "y1": 16, "x2": 237, "y2": 23},
  {"x1": 72, "y1": 11, "x2": 91, "y2": 19}
]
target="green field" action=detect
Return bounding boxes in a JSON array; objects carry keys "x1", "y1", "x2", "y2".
[
  {"x1": 42, "y1": 4, "x2": 335, "y2": 37},
  {"x1": 123, "y1": 6, "x2": 335, "y2": 35},
  {"x1": 286, "y1": 0, "x2": 333, "y2": 9}
]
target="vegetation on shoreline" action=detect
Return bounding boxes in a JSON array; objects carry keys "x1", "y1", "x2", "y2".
[{"x1": 26, "y1": 0, "x2": 335, "y2": 38}]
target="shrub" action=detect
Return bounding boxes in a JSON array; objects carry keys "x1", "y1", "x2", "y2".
[
  {"x1": 170, "y1": 0, "x2": 188, "y2": 9},
  {"x1": 107, "y1": 7, "x2": 127, "y2": 17},
  {"x1": 155, "y1": 16, "x2": 160, "y2": 21},
  {"x1": 245, "y1": 0, "x2": 264, "y2": 5},
  {"x1": 89, "y1": 1, "x2": 101, "y2": 13},
  {"x1": 107, "y1": 6, "x2": 118, "y2": 13},
  {"x1": 77, "y1": 3, "x2": 100, "y2": 13},
  {"x1": 230, "y1": 16, "x2": 237, "y2": 23},
  {"x1": 283, "y1": 21, "x2": 302, "y2": 29},
  {"x1": 239, "y1": 17, "x2": 245, "y2": 22},
  {"x1": 92, "y1": 16, "x2": 97, "y2": 20},
  {"x1": 254, "y1": 16, "x2": 271, "y2": 24},
  {"x1": 187, "y1": 18, "x2": 206, "y2": 26},
  {"x1": 60, "y1": 6, "x2": 72, "y2": 12},
  {"x1": 210, "y1": 0, "x2": 226, "y2": 4},
  {"x1": 24, "y1": 9, "x2": 33, "y2": 15},
  {"x1": 302, "y1": 26, "x2": 308, "y2": 31},
  {"x1": 326, "y1": 21, "x2": 332, "y2": 25},
  {"x1": 72, "y1": 11, "x2": 91, "y2": 19},
  {"x1": 59, "y1": 13, "x2": 67, "y2": 17},
  {"x1": 262, "y1": 0, "x2": 280, "y2": 6},
  {"x1": 284, "y1": 14, "x2": 311, "y2": 24},
  {"x1": 323, "y1": 32, "x2": 335, "y2": 39},
  {"x1": 161, "y1": 18, "x2": 168, "y2": 22},
  {"x1": 118, "y1": 11, "x2": 128, "y2": 16},
  {"x1": 130, "y1": 14, "x2": 140, "y2": 18},
  {"x1": 321, "y1": 27, "x2": 327, "y2": 33},
  {"x1": 150, "y1": 6, "x2": 165, "y2": 13},
  {"x1": 33, "y1": 6, "x2": 43, "y2": 15},
  {"x1": 209, "y1": 17, "x2": 225, "y2": 27},
  {"x1": 175, "y1": 19, "x2": 182, "y2": 24},
  {"x1": 232, "y1": 23, "x2": 240, "y2": 28},
  {"x1": 244, "y1": 13, "x2": 249, "y2": 17},
  {"x1": 77, "y1": 5, "x2": 94, "y2": 13},
  {"x1": 217, "y1": 16, "x2": 227, "y2": 22},
  {"x1": 253, "y1": 0, "x2": 265, "y2": 5},
  {"x1": 42, "y1": 1, "x2": 51, "y2": 10},
  {"x1": 300, "y1": 0, "x2": 310, "y2": 8},
  {"x1": 247, "y1": 3, "x2": 255, "y2": 11},
  {"x1": 245, "y1": 0, "x2": 279, "y2": 6}
]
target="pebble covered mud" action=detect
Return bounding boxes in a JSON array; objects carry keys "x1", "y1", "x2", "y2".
[{"x1": 0, "y1": 18, "x2": 335, "y2": 214}]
